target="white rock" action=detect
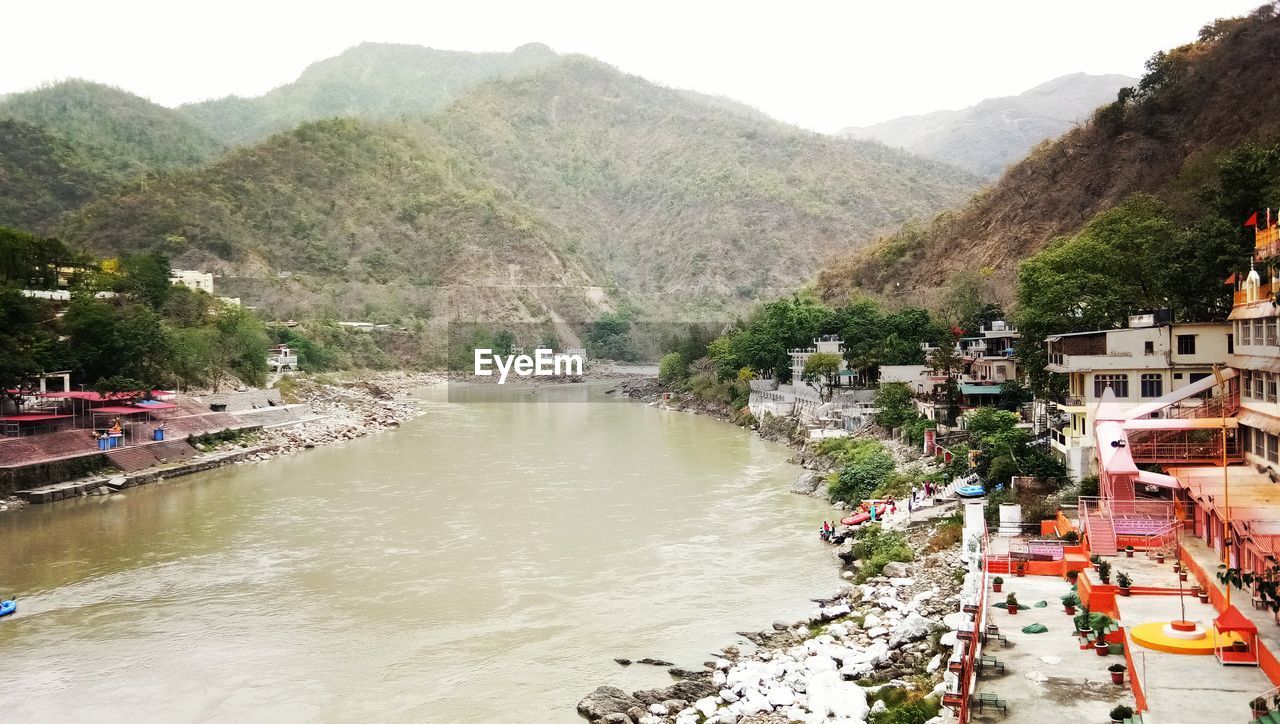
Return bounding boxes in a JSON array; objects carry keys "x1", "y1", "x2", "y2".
[
  {"x1": 767, "y1": 686, "x2": 796, "y2": 707},
  {"x1": 942, "y1": 612, "x2": 967, "y2": 631},
  {"x1": 827, "y1": 623, "x2": 850, "y2": 639},
  {"x1": 715, "y1": 658, "x2": 733, "y2": 670},
  {"x1": 882, "y1": 561, "x2": 913, "y2": 577},
  {"x1": 804, "y1": 669, "x2": 870, "y2": 723},
  {"x1": 926, "y1": 653, "x2": 942, "y2": 673},
  {"x1": 818, "y1": 603, "x2": 851, "y2": 621},
  {"x1": 866, "y1": 626, "x2": 889, "y2": 638},
  {"x1": 871, "y1": 699, "x2": 888, "y2": 714},
  {"x1": 648, "y1": 703, "x2": 668, "y2": 715},
  {"x1": 889, "y1": 612, "x2": 938, "y2": 649},
  {"x1": 862, "y1": 613, "x2": 883, "y2": 629},
  {"x1": 889, "y1": 577, "x2": 914, "y2": 587},
  {"x1": 720, "y1": 689, "x2": 740, "y2": 703},
  {"x1": 712, "y1": 670, "x2": 727, "y2": 686},
  {"x1": 675, "y1": 715, "x2": 698, "y2": 724},
  {"x1": 638, "y1": 717, "x2": 663, "y2": 724},
  {"x1": 841, "y1": 571, "x2": 854, "y2": 580},
  {"x1": 695, "y1": 697, "x2": 718, "y2": 717}
]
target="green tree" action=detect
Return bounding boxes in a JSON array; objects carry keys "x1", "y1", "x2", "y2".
[
  {"x1": 658, "y1": 351, "x2": 688, "y2": 385},
  {"x1": 209, "y1": 304, "x2": 269, "y2": 388},
  {"x1": 874, "y1": 382, "x2": 917, "y2": 430},
  {"x1": 829, "y1": 445, "x2": 896, "y2": 504},
  {"x1": 120, "y1": 250, "x2": 172, "y2": 309},
  {"x1": 802, "y1": 351, "x2": 842, "y2": 394}
]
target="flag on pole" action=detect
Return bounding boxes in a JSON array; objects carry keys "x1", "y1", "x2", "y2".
[{"x1": 1245, "y1": 212, "x2": 1259, "y2": 228}]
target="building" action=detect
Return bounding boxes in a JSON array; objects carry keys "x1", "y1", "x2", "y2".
[
  {"x1": 1229, "y1": 252, "x2": 1280, "y2": 477},
  {"x1": 170, "y1": 269, "x2": 214, "y2": 294},
  {"x1": 267, "y1": 344, "x2": 299, "y2": 372},
  {"x1": 959, "y1": 320, "x2": 1021, "y2": 383},
  {"x1": 1045, "y1": 314, "x2": 1231, "y2": 480},
  {"x1": 789, "y1": 335, "x2": 864, "y2": 387}
]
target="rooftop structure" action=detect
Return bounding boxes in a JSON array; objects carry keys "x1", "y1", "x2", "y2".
[
  {"x1": 1045, "y1": 318, "x2": 1231, "y2": 480},
  {"x1": 169, "y1": 269, "x2": 214, "y2": 294}
]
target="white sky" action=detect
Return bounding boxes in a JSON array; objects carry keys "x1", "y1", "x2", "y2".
[{"x1": 1, "y1": 0, "x2": 1265, "y2": 133}]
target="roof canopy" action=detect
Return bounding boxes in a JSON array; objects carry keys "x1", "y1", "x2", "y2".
[
  {"x1": 91, "y1": 406, "x2": 152, "y2": 415},
  {"x1": 1214, "y1": 605, "x2": 1258, "y2": 634}
]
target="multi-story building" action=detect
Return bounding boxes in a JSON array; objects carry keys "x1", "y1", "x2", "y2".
[
  {"x1": 1045, "y1": 314, "x2": 1231, "y2": 479},
  {"x1": 789, "y1": 335, "x2": 859, "y2": 387},
  {"x1": 959, "y1": 320, "x2": 1021, "y2": 383},
  {"x1": 1231, "y1": 229, "x2": 1280, "y2": 477},
  {"x1": 170, "y1": 269, "x2": 214, "y2": 294}
]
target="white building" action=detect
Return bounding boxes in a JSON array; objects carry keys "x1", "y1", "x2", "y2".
[
  {"x1": 267, "y1": 344, "x2": 299, "y2": 372},
  {"x1": 170, "y1": 269, "x2": 214, "y2": 294},
  {"x1": 1045, "y1": 315, "x2": 1231, "y2": 479},
  {"x1": 960, "y1": 321, "x2": 1021, "y2": 383}
]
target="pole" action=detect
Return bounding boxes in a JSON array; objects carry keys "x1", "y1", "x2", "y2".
[{"x1": 1221, "y1": 366, "x2": 1231, "y2": 609}]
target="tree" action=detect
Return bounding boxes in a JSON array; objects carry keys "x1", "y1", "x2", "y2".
[
  {"x1": 63, "y1": 296, "x2": 172, "y2": 388},
  {"x1": 658, "y1": 351, "x2": 688, "y2": 385},
  {"x1": 829, "y1": 445, "x2": 896, "y2": 504},
  {"x1": 874, "y1": 382, "x2": 917, "y2": 430},
  {"x1": 209, "y1": 304, "x2": 269, "y2": 389},
  {"x1": 802, "y1": 352, "x2": 841, "y2": 395},
  {"x1": 120, "y1": 251, "x2": 172, "y2": 309}
]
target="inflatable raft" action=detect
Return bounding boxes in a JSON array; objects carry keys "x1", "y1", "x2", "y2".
[
  {"x1": 840, "y1": 512, "x2": 871, "y2": 527},
  {"x1": 956, "y1": 484, "x2": 986, "y2": 498},
  {"x1": 0, "y1": 599, "x2": 15, "y2": 618}
]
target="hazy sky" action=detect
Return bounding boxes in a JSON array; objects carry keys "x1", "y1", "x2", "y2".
[{"x1": 2, "y1": 0, "x2": 1264, "y2": 132}]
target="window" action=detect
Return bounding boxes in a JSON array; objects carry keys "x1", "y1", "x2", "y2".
[
  {"x1": 1144, "y1": 341, "x2": 1154, "y2": 355},
  {"x1": 1228, "y1": 332, "x2": 1235, "y2": 355},
  {"x1": 1269, "y1": 321, "x2": 1279, "y2": 347},
  {"x1": 1244, "y1": 370, "x2": 1254, "y2": 400},
  {"x1": 1140, "y1": 373, "x2": 1163, "y2": 398},
  {"x1": 1177, "y1": 335, "x2": 1196, "y2": 355},
  {"x1": 1243, "y1": 322, "x2": 1253, "y2": 346},
  {"x1": 1269, "y1": 433, "x2": 1279, "y2": 464},
  {"x1": 1255, "y1": 320, "x2": 1266, "y2": 346},
  {"x1": 1269, "y1": 372, "x2": 1278, "y2": 403},
  {"x1": 1174, "y1": 373, "x2": 1184, "y2": 380},
  {"x1": 1243, "y1": 426, "x2": 1253, "y2": 455},
  {"x1": 1257, "y1": 373, "x2": 1267, "y2": 401},
  {"x1": 1094, "y1": 373, "x2": 1129, "y2": 398}
]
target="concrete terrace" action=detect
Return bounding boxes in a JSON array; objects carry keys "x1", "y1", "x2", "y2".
[{"x1": 969, "y1": 574, "x2": 1132, "y2": 724}]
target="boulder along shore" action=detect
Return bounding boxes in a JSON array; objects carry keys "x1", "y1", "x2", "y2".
[{"x1": 579, "y1": 380, "x2": 966, "y2": 724}]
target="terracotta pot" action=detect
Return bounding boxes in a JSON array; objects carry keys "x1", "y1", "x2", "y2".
[
  {"x1": 1118, "y1": 587, "x2": 1130, "y2": 597},
  {"x1": 1095, "y1": 640, "x2": 1109, "y2": 656},
  {"x1": 1198, "y1": 592, "x2": 1210, "y2": 603},
  {"x1": 1064, "y1": 605, "x2": 1076, "y2": 615},
  {"x1": 1179, "y1": 571, "x2": 1188, "y2": 582},
  {"x1": 1126, "y1": 549, "x2": 1133, "y2": 558},
  {"x1": 993, "y1": 583, "x2": 1002, "y2": 592},
  {"x1": 1110, "y1": 670, "x2": 1124, "y2": 684},
  {"x1": 1007, "y1": 604, "x2": 1018, "y2": 615},
  {"x1": 1016, "y1": 569, "x2": 1025, "y2": 577},
  {"x1": 1157, "y1": 554, "x2": 1165, "y2": 563}
]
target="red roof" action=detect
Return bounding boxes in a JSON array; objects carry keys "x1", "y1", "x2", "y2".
[
  {"x1": 38, "y1": 390, "x2": 170, "y2": 401},
  {"x1": 0, "y1": 413, "x2": 72, "y2": 422},
  {"x1": 1214, "y1": 605, "x2": 1258, "y2": 633},
  {"x1": 90, "y1": 406, "x2": 153, "y2": 415}
]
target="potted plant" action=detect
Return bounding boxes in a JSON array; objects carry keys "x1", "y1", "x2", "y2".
[
  {"x1": 1090, "y1": 553, "x2": 1102, "y2": 570},
  {"x1": 1117, "y1": 572, "x2": 1132, "y2": 596},
  {"x1": 1125, "y1": 545, "x2": 1134, "y2": 558},
  {"x1": 1015, "y1": 560, "x2": 1026, "y2": 578},
  {"x1": 1108, "y1": 663, "x2": 1126, "y2": 685},
  {"x1": 1074, "y1": 606, "x2": 1093, "y2": 638},
  {"x1": 1253, "y1": 696, "x2": 1270, "y2": 718},
  {"x1": 1197, "y1": 587, "x2": 1210, "y2": 604},
  {"x1": 1093, "y1": 614, "x2": 1114, "y2": 656},
  {"x1": 1156, "y1": 551, "x2": 1165, "y2": 563},
  {"x1": 1062, "y1": 591, "x2": 1080, "y2": 615},
  {"x1": 1098, "y1": 560, "x2": 1112, "y2": 585},
  {"x1": 1173, "y1": 560, "x2": 1182, "y2": 573},
  {"x1": 1063, "y1": 530, "x2": 1079, "y2": 544},
  {"x1": 1067, "y1": 569, "x2": 1080, "y2": 583},
  {"x1": 992, "y1": 576, "x2": 1004, "y2": 593},
  {"x1": 1006, "y1": 592, "x2": 1019, "y2": 615},
  {"x1": 1110, "y1": 704, "x2": 1134, "y2": 723},
  {"x1": 1233, "y1": 639, "x2": 1249, "y2": 653},
  {"x1": 1178, "y1": 567, "x2": 1188, "y2": 582}
]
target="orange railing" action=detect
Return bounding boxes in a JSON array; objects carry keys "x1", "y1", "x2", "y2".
[
  {"x1": 1235, "y1": 282, "x2": 1275, "y2": 306},
  {"x1": 1128, "y1": 436, "x2": 1241, "y2": 464}
]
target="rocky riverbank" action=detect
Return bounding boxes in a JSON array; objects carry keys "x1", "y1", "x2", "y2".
[
  {"x1": 578, "y1": 519, "x2": 964, "y2": 724},
  {"x1": 581, "y1": 378, "x2": 964, "y2": 724}
]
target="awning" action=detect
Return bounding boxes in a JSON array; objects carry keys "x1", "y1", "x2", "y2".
[
  {"x1": 1137, "y1": 470, "x2": 1180, "y2": 488},
  {"x1": 1229, "y1": 354, "x2": 1280, "y2": 373},
  {"x1": 1237, "y1": 409, "x2": 1280, "y2": 435},
  {"x1": 0, "y1": 413, "x2": 72, "y2": 422},
  {"x1": 1097, "y1": 420, "x2": 1139, "y2": 474},
  {"x1": 135, "y1": 401, "x2": 178, "y2": 410},
  {"x1": 1228, "y1": 301, "x2": 1277, "y2": 320},
  {"x1": 959, "y1": 383, "x2": 1002, "y2": 395},
  {"x1": 1123, "y1": 368, "x2": 1237, "y2": 420}
]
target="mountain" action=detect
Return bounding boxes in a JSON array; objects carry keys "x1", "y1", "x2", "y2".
[
  {"x1": 0, "y1": 80, "x2": 223, "y2": 175},
  {"x1": 64, "y1": 55, "x2": 979, "y2": 325},
  {"x1": 427, "y1": 56, "x2": 979, "y2": 306},
  {"x1": 178, "y1": 42, "x2": 562, "y2": 145},
  {"x1": 0, "y1": 118, "x2": 116, "y2": 233},
  {"x1": 840, "y1": 73, "x2": 1135, "y2": 178},
  {"x1": 817, "y1": 7, "x2": 1280, "y2": 307},
  {"x1": 0, "y1": 80, "x2": 224, "y2": 232}
]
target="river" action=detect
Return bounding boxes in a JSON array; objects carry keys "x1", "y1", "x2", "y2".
[{"x1": 0, "y1": 383, "x2": 836, "y2": 722}]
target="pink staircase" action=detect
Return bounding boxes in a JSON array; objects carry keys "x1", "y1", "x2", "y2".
[{"x1": 1080, "y1": 499, "x2": 1119, "y2": 555}]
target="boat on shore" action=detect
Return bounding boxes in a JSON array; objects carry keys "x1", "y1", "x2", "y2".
[{"x1": 0, "y1": 599, "x2": 15, "y2": 617}]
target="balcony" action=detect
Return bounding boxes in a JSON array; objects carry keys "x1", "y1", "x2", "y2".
[
  {"x1": 1256, "y1": 226, "x2": 1280, "y2": 261},
  {"x1": 1234, "y1": 282, "x2": 1275, "y2": 306}
]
